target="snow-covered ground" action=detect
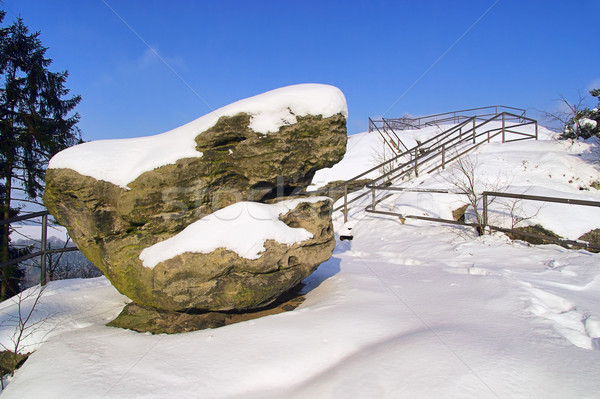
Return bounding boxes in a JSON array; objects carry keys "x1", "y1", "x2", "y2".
[{"x1": 1, "y1": 124, "x2": 600, "y2": 398}]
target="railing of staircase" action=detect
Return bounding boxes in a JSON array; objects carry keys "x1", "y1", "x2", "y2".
[
  {"x1": 361, "y1": 188, "x2": 600, "y2": 251},
  {"x1": 334, "y1": 110, "x2": 538, "y2": 222},
  {"x1": 369, "y1": 117, "x2": 402, "y2": 155},
  {"x1": 368, "y1": 105, "x2": 528, "y2": 133}
]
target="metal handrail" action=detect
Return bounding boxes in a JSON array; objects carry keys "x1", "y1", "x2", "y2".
[
  {"x1": 482, "y1": 191, "x2": 600, "y2": 227},
  {"x1": 482, "y1": 191, "x2": 600, "y2": 250},
  {"x1": 369, "y1": 117, "x2": 402, "y2": 155},
  {"x1": 369, "y1": 105, "x2": 528, "y2": 132},
  {"x1": 331, "y1": 121, "x2": 479, "y2": 214},
  {"x1": 410, "y1": 105, "x2": 527, "y2": 123},
  {"x1": 382, "y1": 118, "x2": 410, "y2": 153},
  {"x1": 329, "y1": 109, "x2": 538, "y2": 222},
  {"x1": 364, "y1": 187, "x2": 600, "y2": 251},
  {"x1": 338, "y1": 115, "x2": 487, "y2": 188},
  {"x1": 0, "y1": 211, "x2": 79, "y2": 285},
  {"x1": 0, "y1": 210, "x2": 50, "y2": 226},
  {"x1": 373, "y1": 113, "x2": 537, "y2": 185}
]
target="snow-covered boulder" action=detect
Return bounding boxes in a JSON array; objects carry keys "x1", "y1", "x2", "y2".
[{"x1": 43, "y1": 84, "x2": 346, "y2": 312}]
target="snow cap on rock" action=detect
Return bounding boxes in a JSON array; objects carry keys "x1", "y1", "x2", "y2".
[{"x1": 48, "y1": 84, "x2": 347, "y2": 189}]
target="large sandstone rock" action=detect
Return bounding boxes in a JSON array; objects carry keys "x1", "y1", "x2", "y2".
[{"x1": 44, "y1": 84, "x2": 347, "y2": 311}]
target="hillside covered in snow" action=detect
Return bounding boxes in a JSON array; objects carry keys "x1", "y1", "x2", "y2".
[{"x1": 1, "y1": 122, "x2": 600, "y2": 398}]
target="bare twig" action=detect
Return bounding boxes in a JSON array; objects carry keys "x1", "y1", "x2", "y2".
[
  {"x1": 0, "y1": 284, "x2": 55, "y2": 384},
  {"x1": 441, "y1": 155, "x2": 509, "y2": 235}
]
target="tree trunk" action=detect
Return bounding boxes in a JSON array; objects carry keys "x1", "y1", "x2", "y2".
[
  {"x1": 1, "y1": 72, "x2": 21, "y2": 300},
  {"x1": 1, "y1": 170, "x2": 14, "y2": 300}
]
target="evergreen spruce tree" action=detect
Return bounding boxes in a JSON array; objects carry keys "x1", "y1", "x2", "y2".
[{"x1": 0, "y1": 11, "x2": 82, "y2": 299}]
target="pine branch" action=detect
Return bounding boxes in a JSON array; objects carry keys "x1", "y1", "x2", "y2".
[
  {"x1": 9, "y1": 197, "x2": 43, "y2": 206},
  {"x1": 10, "y1": 229, "x2": 38, "y2": 241}
]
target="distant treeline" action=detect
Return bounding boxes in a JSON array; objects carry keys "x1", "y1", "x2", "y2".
[{"x1": 12, "y1": 237, "x2": 102, "y2": 289}]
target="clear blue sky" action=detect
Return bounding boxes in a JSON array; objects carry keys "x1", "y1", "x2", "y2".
[{"x1": 3, "y1": 0, "x2": 599, "y2": 140}]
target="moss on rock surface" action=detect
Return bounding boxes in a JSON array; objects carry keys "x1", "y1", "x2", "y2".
[
  {"x1": 578, "y1": 229, "x2": 600, "y2": 252},
  {"x1": 44, "y1": 111, "x2": 346, "y2": 312},
  {"x1": 0, "y1": 350, "x2": 29, "y2": 377},
  {"x1": 507, "y1": 224, "x2": 563, "y2": 246}
]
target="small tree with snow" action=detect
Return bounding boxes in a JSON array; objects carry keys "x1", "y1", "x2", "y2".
[
  {"x1": 560, "y1": 89, "x2": 600, "y2": 140},
  {"x1": 0, "y1": 284, "x2": 48, "y2": 387},
  {"x1": 441, "y1": 155, "x2": 509, "y2": 235}
]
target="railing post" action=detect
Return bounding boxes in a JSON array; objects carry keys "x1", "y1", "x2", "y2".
[
  {"x1": 502, "y1": 113, "x2": 506, "y2": 143},
  {"x1": 535, "y1": 121, "x2": 538, "y2": 140},
  {"x1": 414, "y1": 148, "x2": 419, "y2": 177},
  {"x1": 343, "y1": 184, "x2": 348, "y2": 224},
  {"x1": 441, "y1": 144, "x2": 446, "y2": 169},
  {"x1": 482, "y1": 192, "x2": 488, "y2": 230},
  {"x1": 472, "y1": 118, "x2": 476, "y2": 144},
  {"x1": 371, "y1": 186, "x2": 376, "y2": 211},
  {"x1": 40, "y1": 213, "x2": 47, "y2": 286}
]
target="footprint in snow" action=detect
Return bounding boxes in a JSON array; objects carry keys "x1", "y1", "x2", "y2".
[{"x1": 443, "y1": 261, "x2": 492, "y2": 276}]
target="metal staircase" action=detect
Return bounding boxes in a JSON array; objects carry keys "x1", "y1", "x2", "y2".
[
  {"x1": 368, "y1": 105, "x2": 530, "y2": 159},
  {"x1": 313, "y1": 106, "x2": 539, "y2": 223}
]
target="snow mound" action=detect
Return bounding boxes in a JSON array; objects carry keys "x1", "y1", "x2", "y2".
[
  {"x1": 309, "y1": 131, "x2": 382, "y2": 189},
  {"x1": 48, "y1": 84, "x2": 347, "y2": 189},
  {"x1": 139, "y1": 197, "x2": 329, "y2": 268}
]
